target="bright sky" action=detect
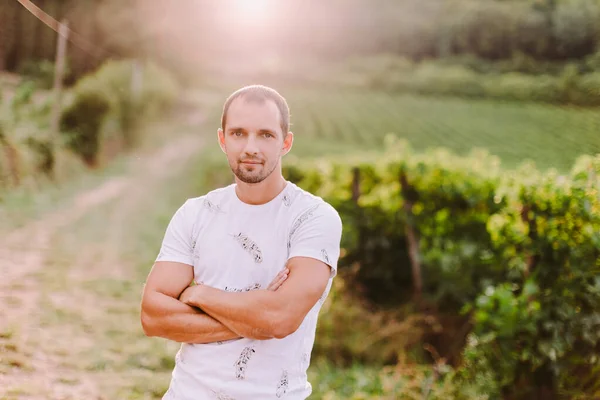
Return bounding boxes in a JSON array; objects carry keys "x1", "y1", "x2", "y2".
[{"x1": 226, "y1": 0, "x2": 277, "y2": 27}]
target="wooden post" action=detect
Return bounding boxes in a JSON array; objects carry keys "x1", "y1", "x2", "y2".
[
  {"x1": 351, "y1": 167, "x2": 361, "y2": 203},
  {"x1": 399, "y1": 170, "x2": 423, "y2": 303},
  {"x1": 49, "y1": 19, "x2": 69, "y2": 177},
  {"x1": 588, "y1": 163, "x2": 598, "y2": 197},
  {"x1": 352, "y1": 167, "x2": 364, "y2": 259}
]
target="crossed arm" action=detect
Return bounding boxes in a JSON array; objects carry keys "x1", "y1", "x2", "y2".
[{"x1": 140, "y1": 257, "x2": 330, "y2": 343}]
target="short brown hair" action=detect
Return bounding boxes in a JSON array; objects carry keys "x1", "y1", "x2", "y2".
[{"x1": 221, "y1": 85, "x2": 290, "y2": 137}]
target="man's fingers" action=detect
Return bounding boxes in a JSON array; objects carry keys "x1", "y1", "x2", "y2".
[{"x1": 267, "y1": 268, "x2": 289, "y2": 291}]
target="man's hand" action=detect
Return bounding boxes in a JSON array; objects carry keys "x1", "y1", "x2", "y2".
[
  {"x1": 266, "y1": 267, "x2": 289, "y2": 291},
  {"x1": 179, "y1": 283, "x2": 201, "y2": 305},
  {"x1": 179, "y1": 267, "x2": 289, "y2": 305}
]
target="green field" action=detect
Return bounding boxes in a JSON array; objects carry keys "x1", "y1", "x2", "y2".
[{"x1": 285, "y1": 88, "x2": 600, "y2": 172}]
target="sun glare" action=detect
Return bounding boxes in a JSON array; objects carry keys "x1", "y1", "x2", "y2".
[{"x1": 229, "y1": 0, "x2": 275, "y2": 25}]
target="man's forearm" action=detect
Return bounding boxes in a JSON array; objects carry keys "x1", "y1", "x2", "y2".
[
  {"x1": 141, "y1": 290, "x2": 244, "y2": 344},
  {"x1": 186, "y1": 286, "x2": 289, "y2": 340}
]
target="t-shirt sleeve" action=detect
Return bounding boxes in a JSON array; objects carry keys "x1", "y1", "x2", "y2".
[
  {"x1": 287, "y1": 203, "x2": 343, "y2": 278},
  {"x1": 155, "y1": 199, "x2": 194, "y2": 265}
]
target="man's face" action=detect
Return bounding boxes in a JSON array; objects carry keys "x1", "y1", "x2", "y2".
[{"x1": 219, "y1": 98, "x2": 292, "y2": 184}]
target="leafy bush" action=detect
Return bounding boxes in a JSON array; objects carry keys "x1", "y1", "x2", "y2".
[
  {"x1": 365, "y1": 57, "x2": 600, "y2": 106},
  {"x1": 9, "y1": 80, "x2": 36, "y2": 116},
  {"x1": 23, "y1": 137, "x2": 54, "y2": 175},
  {"x1": 552, "y1": 0, "x2": 600, "y2": 59},
  {"x1": 308, "y1": 358, "x2": 477, "y2": 400},
  {"x1": 65, "y1": 59, "x2": 178, "y2": 157},
  {"x1": 313, "y1": 270, "x2": 440, "y2": 367},
  {"x1": 280, "y1": 138, "x2": 600, "y2": 398},
  {"x1": 17, "y1": 59, "x2": 72, "y2": 90},
  {"x1": 0, "y1": 125, "x2": 20, "y2": 188},
  {"x1": 60, "y1": 91, "x2": 110, "y2": 166},
  {"x1": 460, "y1": 155, "x2": 600, "y2": 399},
  {"x1": 416, "y1": 0, "x2": 599, "y2": 61},
  {"x1": 0, "y1": 80, "x2": 57, "y2": 188}
]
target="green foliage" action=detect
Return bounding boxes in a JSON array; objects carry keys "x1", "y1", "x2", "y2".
[
  {"x1": 0, "y1": 80, "x2": 58, "y2": 188},
  {"x1": 23, "y1": 137, "x2": 54, "y2": 175},
  {"x1": 61, "y1": 59, "x2": 178, "y2": 163},
  {"x1": 17, "y1": 59, "x2": 71, "y2": 90},
  {"x1": 312, "y1": 271, "x2": 440, "y2": 366},
  {"x1": 10, "y1": 80, "x2": 36, "y2": 116},
  {"x1": 0, "y1": 124, "x2": 13, "y2": 188},
  {"x1": 461, "y1": 155, "x2": 600, "y2": 399},
  {"x1": 362, "y1": 56, "x2": 600, "y2": 106},
  {"x1": 282, "y1": 138, "x2": 600, "y2": 398},
  {"x1": 308, "y1": 359, "x2": 476, "y2": 400},
  {"x1": 60, "y1": 91, "x2": 110, "y2": 166},
  {"x1": 434, "y1": 0, "x2": 600, "y2": 61}
]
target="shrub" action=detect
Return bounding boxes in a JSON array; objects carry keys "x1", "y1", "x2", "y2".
[
  {"x1": 312, "y1": 270, "x2": 440, "y2": 367},
  {"x1": 552, "y1": 0, "x2": 600, "y2": 59},
  {"x1": 278, "y1": 138, "x2": 600, "y2": 398},
  {"x1": 10, "y1": 80, "x2": 36, "y2": 118},
  {"x1": 60, "y1": 90, "x2": 110, "y2": 166},
  {"x1": 23, "y1": 137, "x2": 54, "y2": 176},
  {"x1": 65, "y1": 59, "x2": 178, "y2": 157},
  {"x1": 364, "y1": 56, "x2": 600, "y2": 106},
  {"x1": 0, "y1": 79, "x2": 58, "y2": 187},
  {"x1": 0, "y1": 125, "x2": 21, "y2": 188},
  {"x1": 17, "y1": 59, "x2": 72, "y2": 90}
]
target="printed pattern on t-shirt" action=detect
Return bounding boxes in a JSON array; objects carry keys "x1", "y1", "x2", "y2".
[
  {"x1": 276, "y1": 370, "x2": 289, "y2": 398},
  {"x1": 282, "y1": 194, "x2": 291, "y2": 207},
  {"x1": 234, "y1": 346, "x2": 256, "y2": 380},
  {"x1": 321, "y1": 249, "x2": 330, "y2": 264},
  {"x1": 224, "y1": 283, "x2": 261, "y2": 292},
  {"x1": 204, "y1": 198, "x2": 225, "y2": 214},
  {"x1": 287, "y1": 204, "x2": 320, "y2": 250},
  {"x1": 231, "y1": 232, "x2": 263, "y2": 263}
]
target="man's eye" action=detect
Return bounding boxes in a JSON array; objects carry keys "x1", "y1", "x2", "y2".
[
  {"x1": 263, "y1": 133, "x2": 273, "y2": 138},
  {"x1": 232, "y1": 131, "x2": 243, "y2": 137}
]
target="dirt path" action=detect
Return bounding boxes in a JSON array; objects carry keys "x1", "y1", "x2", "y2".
[{"x1": 0, "y1": 132, "x2": 205, "y2": 399}]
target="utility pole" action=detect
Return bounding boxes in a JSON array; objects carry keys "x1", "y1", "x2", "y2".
[{"x1": 49, "y1": 19, "x2": 69, "y2": 177}]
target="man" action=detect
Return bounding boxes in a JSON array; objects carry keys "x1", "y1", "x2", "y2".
[{"x1": 140, "y1": 85, "x2": 343, "y2": 399}]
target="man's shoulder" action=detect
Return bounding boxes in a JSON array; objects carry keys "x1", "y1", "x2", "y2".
[
  {"x1": 286, "y1": 182, "x2": 339, "y2": 219},
  {"x1": 181, "y1": 184, "x2": 234, "y2": 214}
]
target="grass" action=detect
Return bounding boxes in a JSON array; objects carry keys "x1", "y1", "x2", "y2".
[
  {"x1": 28, "y1": 155, "x2": 196, "y2": 398},
  {"x1": 0, "y1": 107, "x2": 211, "y2": 398},
  {"x1": 284, "y1": 87, "x2": 600, "y2": 172}
]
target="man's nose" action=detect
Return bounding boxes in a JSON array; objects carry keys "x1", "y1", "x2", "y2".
[{"x1": 243, "y1": 134, "x2": 259, "y2": 155}]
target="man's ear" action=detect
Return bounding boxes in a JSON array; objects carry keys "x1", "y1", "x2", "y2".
[
  {"x1": 217, "y1": 128, "x2": 226, "y2": 154},
  {"x1": 282, "y1": 132, "x2": 294, "y2": 156}
]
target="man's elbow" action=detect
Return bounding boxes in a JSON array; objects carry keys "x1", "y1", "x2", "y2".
[
  {"x1": 271, "y1": 317, "x2": 301, "y2": 339},
  {"x1": 140, "y1": 310, "x2": 159, "y2": 337}
]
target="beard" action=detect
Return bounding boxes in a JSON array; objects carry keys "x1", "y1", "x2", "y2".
[{"x1": 231, "y1": 158, "x2": 277, "y2": 184}]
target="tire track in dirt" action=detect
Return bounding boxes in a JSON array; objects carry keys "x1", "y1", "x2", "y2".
[{"x1": 0, "y1": 132, "x2": 205, "y2": 399}]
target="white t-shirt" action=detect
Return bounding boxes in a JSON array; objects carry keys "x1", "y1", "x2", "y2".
[{"x1": 155, "y1": 180, "x2": 343, "y2": 400}]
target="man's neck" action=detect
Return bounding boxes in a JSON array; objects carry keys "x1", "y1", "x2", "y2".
[{"x1": 234, "y1": 174, "x2": 287, "y2": 206}]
